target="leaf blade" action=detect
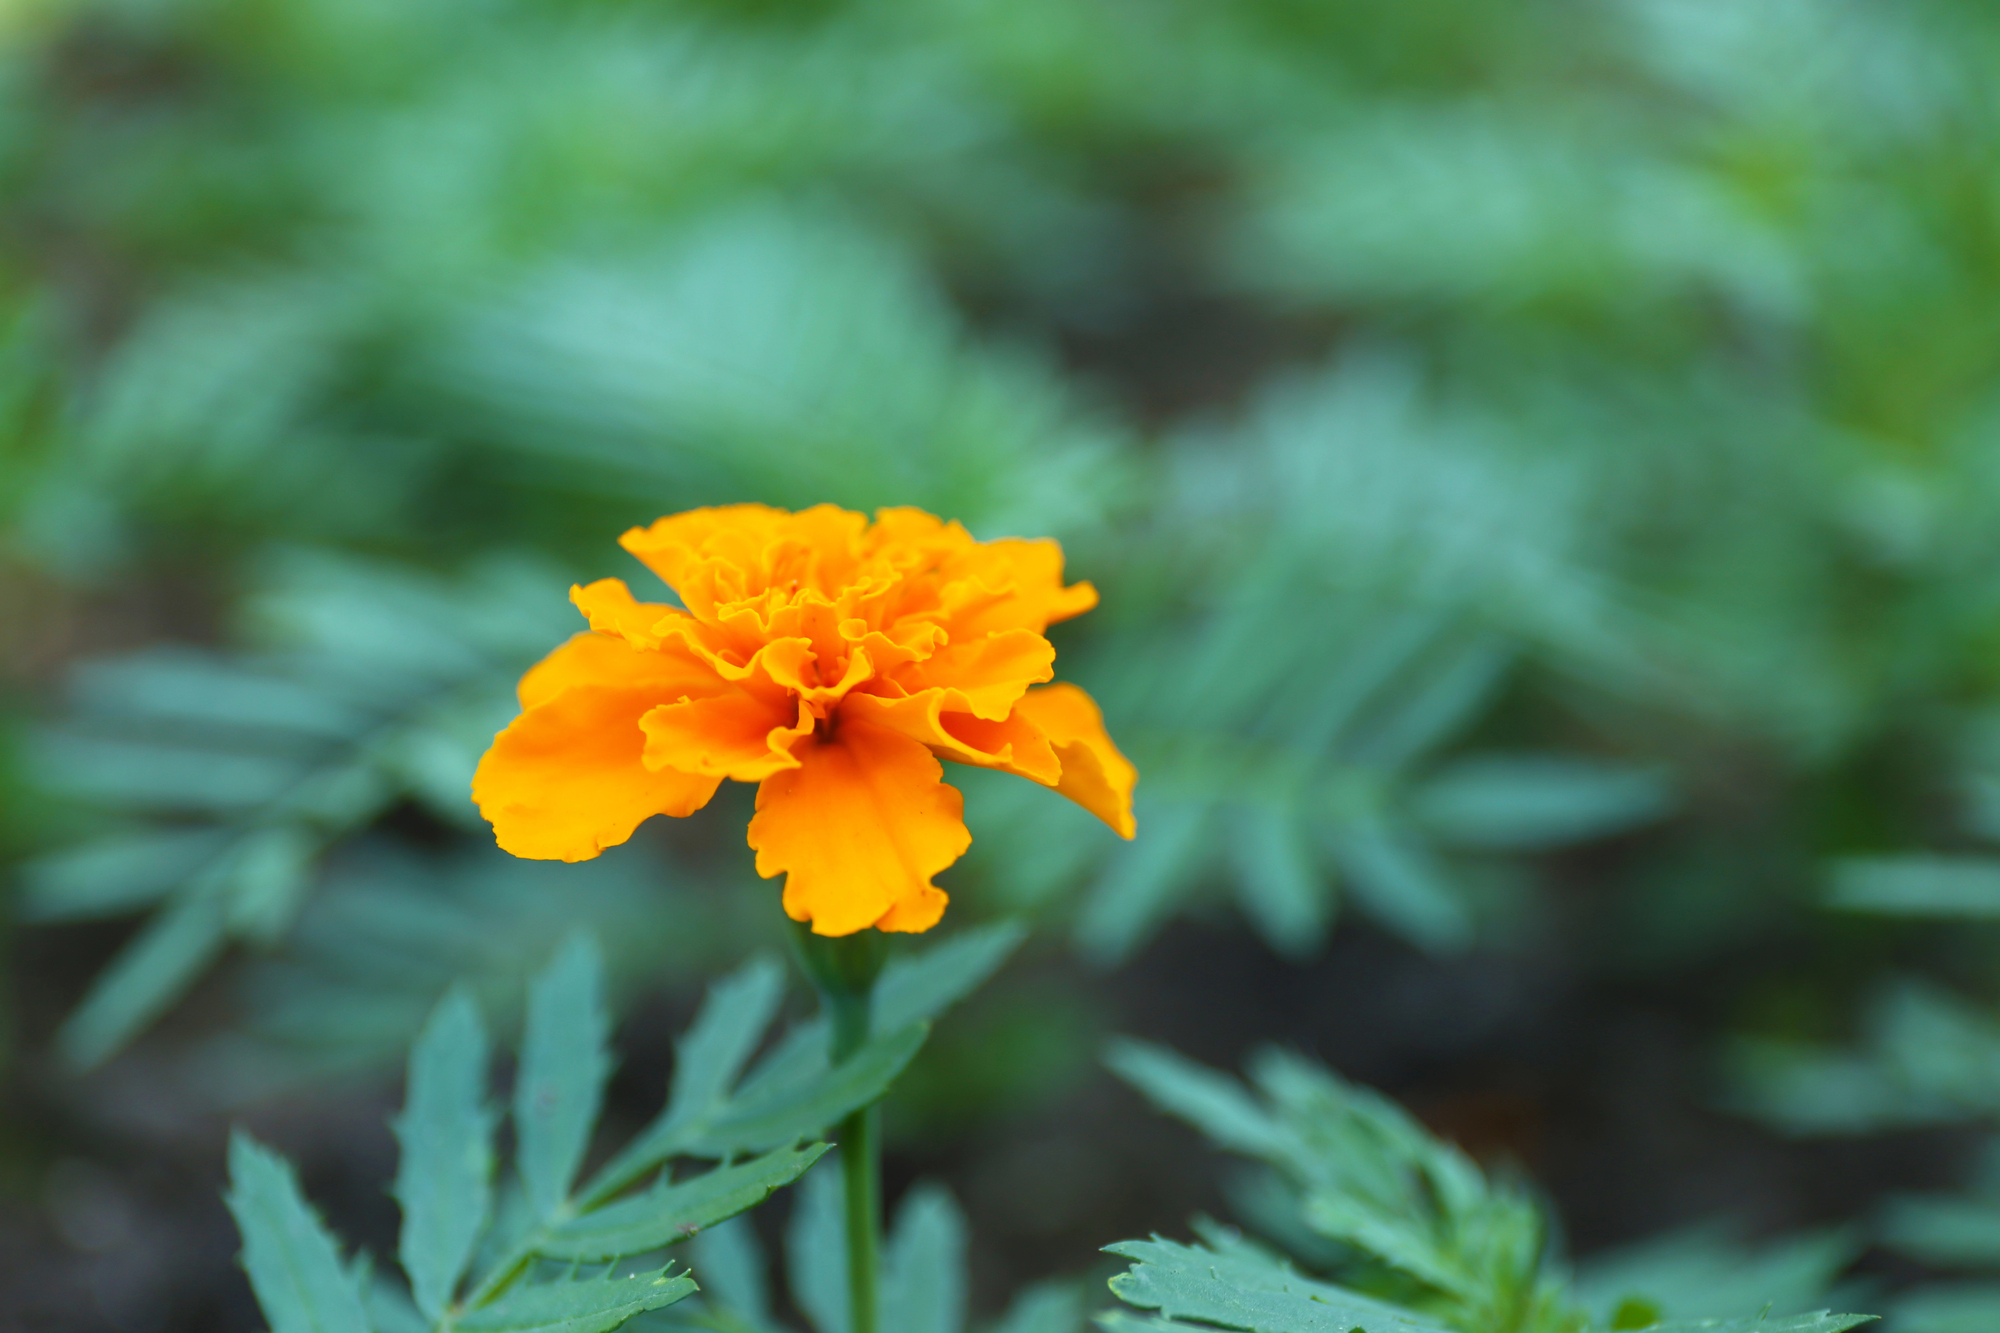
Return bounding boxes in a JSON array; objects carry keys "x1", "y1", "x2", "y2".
[
  {"x1": 1103, "y1": 1237, "x2": 1450, "y2": 1333},
  {"x1": 1827, "y1": 857, "x2": 2000, "y2": 918},
  {"x1": 882, "y1": 1182, "x2": 967, "y2": 1333},
  {"x1": 59, "y1": 890, "x2": 230, "y2": 1069},
  {"x1": 689, "y1": 1022, "x2": 927, "y2": 1157},
  {"x1": 786, "y1": 1163, "x2": 848, "y2": 1333},
  {"x1": 542, "y1": 1143, "x2": 830, "y2": 1262},
  {"x1": 456, "y1": 1267, "x2": 698, "y2": 1332},
  {"x1": 395, "y1": 987, "x2": 495, "y2": 1321},
  {"x1": 516, "y1": 933, "x2": 613, "y2": 1220},
  {"x1": 666, "y1": 954, "x2": 788, "y2": 1129},
  {"x1": 1228, "y1": 805, "x2": 1331, "y2": 960},
  {"x1": 224, "y1": 1131, "x2": 372, "y2": 1333}
]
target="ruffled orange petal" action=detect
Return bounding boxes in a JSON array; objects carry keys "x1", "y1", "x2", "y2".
[
  {"x1": 474, "y1": 686, "x2": 722, "y2": 862},
  {"x1": 622, "y1": 504, "x2": 868, "y2": 622},
  {"x1": 517, "y1": 629, "x2": 727, "y2": 711},
  {"x1": 657, "y1": 617, "x2": 816, "y2": 689},
  {"x1": 1009, "y1": 682, "x2": 1137, "y2": 838},
  {"x1": 747, "y1": 720, "x2": 969, "y2": 936},
  {"x1": 937, "y1": 540, "x2": 1098, "y2": 640},
  {"x1": 839, "y1": 690, "x2": 1061, "y2": 785},
  {"x1": 861, "y1": 507, "x2": 977, "y2": 570},
  {"x1": 570, "y1": 578, "x2": 678, "y2": 651},
  {"x1": 618, "y1": 504, "x2": 784, "y2": 605},
  {"x1": 843, "y1": 620, "x2": 945, "y2": 672},
  {"x1": 896, "y1": 627, "x2": 1055, "y2": 720},
  {"x1": 640, "y1": 687, "x2": 812, "y2": 781},
  {"x1": 874, "y1": 883, "x2": 948, "y2": 933}
]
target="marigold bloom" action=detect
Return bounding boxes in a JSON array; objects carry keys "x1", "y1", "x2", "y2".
[{"x1": 473, "y1": 504, "x2": 1136, "y2": 935}]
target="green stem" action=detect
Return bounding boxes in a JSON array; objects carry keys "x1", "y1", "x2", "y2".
[
  {"x1": 839, "y1": 1102, "x2": 880, "y2": 1333},
  {"x1": 790, "y1": 922, "x2": 887, "y2": 1333}
]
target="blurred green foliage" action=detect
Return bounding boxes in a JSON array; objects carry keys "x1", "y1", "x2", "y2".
[{"x1": 7, "y1": 0, "x2": 2000, "y2": 1326}]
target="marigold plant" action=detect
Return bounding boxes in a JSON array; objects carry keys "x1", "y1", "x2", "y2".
[{"x1": 473, "y1": 504, "x2": 1136, "y2": 935}]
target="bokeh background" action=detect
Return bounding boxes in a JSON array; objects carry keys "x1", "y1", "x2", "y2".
[{"x1": 6, "y1": 0, "x2": 2000, "y2": 1329}]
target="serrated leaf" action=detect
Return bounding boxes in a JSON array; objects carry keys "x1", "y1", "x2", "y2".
[
  {"x1": 1299, "y1": 1195, "x2": 1467, "y2": 1297},
  {"x1": 1574, "y1": 1222, "x2": 1857, "y2": 1324},
  {"x1": 1090, "y1": 1314, "x2": 1205, "y2": 1332},
  {"x1": 1111, "y1": 1042, "x2": 1571, "y2": 1329},
  {"x1": 590, "y1": 1014, "x2": 922, "y2": 1205},
  {"x1": 1103, "y1": 1237, "x2": 1450, "y2": 1332},
  {"x1": 575, "y1": 952, "x2": 790, "y2": 1205},
  {"x1": 1827, "y1": 857, "x2": 2000, "y2": 918},
  {"x1": 736, "y1": 922, "x2": 1024, "y2": 1100},
  {"x1": 883, "y1": 1183, "x2": 967, "y2": 1333},
  {"x1": 224, "y1": 1131, "x2": 371, "y2": 1333},
  {"x1": 517, "y1": 933, "x2": 613, "y2": 1220},
  {"x1": 395, "y1": 987, "x2": 496, "y2": 1321},
  {"x1": 60, "y1": 891, "x2": 230, "y2": 1069},
  {"x1": 689, "y1": 1022, "x2": 926, "y2": 1156},
  {"x1": 1104, "y1": 1039, "x2": 1288, "y2": 1160},
  {"x1": 875, "y1": 920, "x2": 1029, "y2": 1032},
  {"x1": 664, "y1": 955, "x2": 787, "y2": 1131},
  {"x1": 543, "y1": 1143, "x2": 829, "y2": 1261},
  {"x1": 787, "y1": 1162, "x2": 849, "y2": 1333},
  {"x1": 1643, "y1": 1317, "x2": 1875, "y2": 1333},
  {"x1": 456, "y1": 1267, "x2": 698, "y2": 1332}
]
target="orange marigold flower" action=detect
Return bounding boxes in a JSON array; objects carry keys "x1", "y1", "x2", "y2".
[{"x1": 472, "y1": 504, "x2": 1137, "y2": 936}]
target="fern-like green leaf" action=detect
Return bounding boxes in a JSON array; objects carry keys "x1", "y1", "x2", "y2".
[
  {"x1": 1573, "y1": 1222, "x2": 1857, "y2": 1325},
  {"x1": 57, "y1": 892, "x2": 232, "y2": 1069},
  {"x1": 883, "y1": 1183, "x2": 968, "y2": 1333},
  {"x1": 707, "y1": 920, "x2": 1024, "y2": 1123},
  {"x1": 543, "y1": 1144, "x2": 829, "y2": 1262},
  {"x1": 225, "y1": 1131, "x2": 372, "y2": 1333},
  {"x1": 227, "y1": 930, "x2": 986, "y2": 1333},
  {"x1": 455, "y1": 1267, "x2": 699, "y2": 1333},
  {"x1": 1640, "y1": 1312, "x2": 1872, "y2": 1320},
  {"x1": 395, "y1": 988, "x2": 497, "y2": 1321},
  {"x1": 1103, "y1": 1237, "x2": 1449, "y2": 1333},
  {"x1": 1105, "y1": 1041, "x2": 1876, "y2": 1333},
  {"x1": 786, "y1": 1164, "x2": 850, "y2": 1333},
  {"x1": 662, "y1": 954, "x2": 789, "y2": 1133},
  {"x1": 516, "y1": 933, "x2": 613, "y2": 1220}
]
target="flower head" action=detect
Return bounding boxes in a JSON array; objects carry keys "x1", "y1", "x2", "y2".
[{"x1": 473, "y1": 504, "x2": 1136, "y2": 935}]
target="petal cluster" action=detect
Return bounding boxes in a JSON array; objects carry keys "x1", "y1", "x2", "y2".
[{"x1": 473, "y1": 504, "x2": 1136, "y2": 935}]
